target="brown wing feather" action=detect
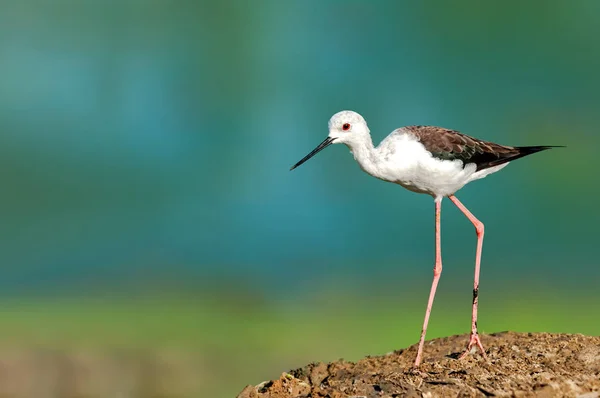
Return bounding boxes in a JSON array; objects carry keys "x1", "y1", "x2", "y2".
[{"x1": 404, "y1": 126, "x2": 519, "y2": 171}]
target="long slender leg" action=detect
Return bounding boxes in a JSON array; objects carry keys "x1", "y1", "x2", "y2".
[
  {"x1": 414, "y1": 199, "x2": 443, "y2": 367},
  {"x1": 448, "y1": 194, "x2": 487, "y2": 359}
]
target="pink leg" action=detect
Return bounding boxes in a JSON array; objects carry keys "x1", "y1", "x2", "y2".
[
  {"x1": 414, "y1": 199, "x2": 443, "y2": 367},
  {"x1": 448, "y1": 195, "x2": 487, "y2": 359}
]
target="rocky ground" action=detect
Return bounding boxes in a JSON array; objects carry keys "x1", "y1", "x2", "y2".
[{"x1": 238, "y1": 332, "x2": 600, "y2": 398}]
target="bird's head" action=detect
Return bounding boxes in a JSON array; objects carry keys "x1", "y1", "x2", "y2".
[
  {"x1": 327, "y1": 110, "x2": 370, "y2": 144},
  {"x1": 290, "y1": 110, "x2": 370, "y2": 170}
]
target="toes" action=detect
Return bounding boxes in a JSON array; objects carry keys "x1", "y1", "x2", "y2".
[{"x1": 458, "y1": 334, "x2": 487, "y2": 360}]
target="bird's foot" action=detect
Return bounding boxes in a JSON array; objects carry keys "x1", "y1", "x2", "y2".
[{"x1": 458, "y1": 332, "x2": 487, "y2": 360}]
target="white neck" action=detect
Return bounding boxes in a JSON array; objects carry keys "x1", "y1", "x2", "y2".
[{"x1": 344, "y1": 136, "x2": 380, "y2": 177}]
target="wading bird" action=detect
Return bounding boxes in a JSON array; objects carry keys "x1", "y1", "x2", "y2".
[{"x1": 290, "y1": 110, "x2": 560, "y2": 367}]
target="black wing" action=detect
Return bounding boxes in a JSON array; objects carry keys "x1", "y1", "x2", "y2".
[{"x1": 404, "y1": 126, "x2": 556, "y2": 171}]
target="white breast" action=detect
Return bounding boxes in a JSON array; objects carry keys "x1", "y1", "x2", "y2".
[{"x1": 373, "y1": 132, "x2": 508, "y2": 198}]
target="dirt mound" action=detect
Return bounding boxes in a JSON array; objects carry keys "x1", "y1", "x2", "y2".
[{"x1": 237, "y1": 332, "x2": 600, "y2": 398}]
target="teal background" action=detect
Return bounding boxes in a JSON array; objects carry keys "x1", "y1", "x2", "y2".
[{"x1": 0, "y1": 1, "x2": 598, "y2": 397}]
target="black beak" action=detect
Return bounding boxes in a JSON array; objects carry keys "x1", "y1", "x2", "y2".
[{"x1": 290, "y1": 137, "x2": 336, "y2": 171}]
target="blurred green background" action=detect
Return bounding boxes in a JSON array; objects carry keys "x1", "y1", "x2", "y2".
[{"x1": 0, "y1": 1, "x2": 598, "y2": 397}]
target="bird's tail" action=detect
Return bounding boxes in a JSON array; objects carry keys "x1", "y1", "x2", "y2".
[
  {"x1": 513, "y1": 145, "x2": 565, "y2": 160},
  {"x1": 482, "y1": 145, "x2": 564, "y2": 170}
]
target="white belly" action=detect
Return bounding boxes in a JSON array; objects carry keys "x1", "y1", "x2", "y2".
[
  {"x1": 391, "y1": 163, "x2": 508, "y2": 197},
  {"x1": 373, "y1": 135, "x2": 508, "y2": 198}
]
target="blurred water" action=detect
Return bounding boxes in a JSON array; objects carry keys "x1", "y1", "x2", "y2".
[{"x1": 1, "y1": 1, "x2": 597, "y2": 296}]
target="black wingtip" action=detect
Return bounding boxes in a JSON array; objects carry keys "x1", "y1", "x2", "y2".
[
  {"x1": 476, "y1": 145, "x2": 564, "y2": 171},
  {"x1": 516, "y1": 145, "x2": 565, "y2": 154}
]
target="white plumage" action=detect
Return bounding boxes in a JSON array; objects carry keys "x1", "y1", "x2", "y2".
[
  {"x1": 352, "y1": 127, "x2": 509, "y2": 199},
  {"x1": 290, "y1": 110, "x2": 559, "y2": 367},
  {"x1": 305, "y1": 110, "x2": 509, "y2": 200}
]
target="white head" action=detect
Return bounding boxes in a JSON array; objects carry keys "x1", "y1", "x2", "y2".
[
  {"x1": 290, "y1": 110, "x2": 370, "y2": 170},
  {"x1": 327, "y1": 110, "x2": 370, "y2": 143}
]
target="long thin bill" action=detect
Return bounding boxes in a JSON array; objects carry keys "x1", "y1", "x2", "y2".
[{"x1": 290, "y1": 137, "x2": 335, "y2": 170}]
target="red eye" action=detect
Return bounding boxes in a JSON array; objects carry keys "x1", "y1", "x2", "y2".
[{"x1": 342, "y1": 123, "x2": 351, "y2": 131}]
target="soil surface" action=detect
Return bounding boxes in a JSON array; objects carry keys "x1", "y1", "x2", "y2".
[{"x1": 237, "y1": 332, "x2": 600, "y2": 398}]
